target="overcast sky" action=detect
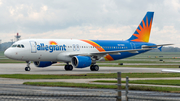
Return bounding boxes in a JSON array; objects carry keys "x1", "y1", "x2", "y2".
[{"x1": 0, "y1": 0, "x2": 180, "y2": 47}]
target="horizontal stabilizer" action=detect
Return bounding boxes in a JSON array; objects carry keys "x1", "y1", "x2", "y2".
[{"x1": 142, "y1": 44, "x2": 173, "y2": 48}]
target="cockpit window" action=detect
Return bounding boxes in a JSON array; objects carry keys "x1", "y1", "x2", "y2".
[
  {"x1": 17, "y1": 44, "x2": 21, "y2": 48},
  {"x1": 21, "y1": 45, "x2": 24, "y2": 48},
  {"x1": 11, "y1": 44, "x2": 25, "y2": 48},
  {"x1": 12, "y1": 45, "x2": 17, "y2": 47}
]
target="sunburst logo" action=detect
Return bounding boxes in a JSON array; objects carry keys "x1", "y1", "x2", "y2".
[
  {"x1": 50, "y1": 41, "x2": 57, "y2": 45},
  {"x1": 128, "y1": 12, "x2": 154, "y2": 43},
  {"x1": 131, "y1": 17, "x2": 152, "y2": 42}
]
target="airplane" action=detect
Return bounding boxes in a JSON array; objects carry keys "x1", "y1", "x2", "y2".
[{"x1": 4, "y1": 11, "x2": 172, "y2": 71}]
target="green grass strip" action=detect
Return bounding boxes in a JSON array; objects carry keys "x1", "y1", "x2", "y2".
[
  {"x1": 1, "y1": 73, "x2": 180, "y2": 79},
  {"x1": 129, "y1": 80, "x2": 180, "y2": 86},
  {"x1": 23, "y1": 82, "x2": 180, "y2": 93},
  {"x1": 0, "y1": 59, "x2": 25, "y2": 63},
  {"x1": 94, "y1": 80, "x2": 180, "y2": 86},
  {"x1": 23, "y1": 82, "x2": 119, "y2": 89}
]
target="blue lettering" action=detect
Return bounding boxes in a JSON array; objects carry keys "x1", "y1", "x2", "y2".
[
  {"x1": 49, "y1": 45, "x2": 53, "y2": 53},
  {"x1": 45, "y1": 45, "x2": 48, "y2": 51},
  {"x1": 52, "y1": 45, "x2": 56, "y2": 51},
  {"x1": 37, "y1": 45, "x2": 41, "y2": 50},
  {"x1": 63, "y1": 44, "x2": 66, "y2": 51},
  {"x1": 36, "y1": 43, "x2": 66, "y2": 53},
  {"x1": 56, "y1": 45, "x2": 59, "y2": 50},
  {"x1": 40, "y1": 43, "x2": 44, "y2": 50},
  {"x1": 59, "y1": 45, "x2": 62, "y2": 50}
]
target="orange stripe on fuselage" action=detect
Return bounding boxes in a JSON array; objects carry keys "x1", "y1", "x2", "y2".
[
  {"x1": 80, "y1": 39, "x2": 105, "y2": 52},
  {"x1": 80, "y1": 39, "x2": 114, "y2": 61},
  {"x1": 105, "y1": 54, "x2": 114, "y2": 61}
]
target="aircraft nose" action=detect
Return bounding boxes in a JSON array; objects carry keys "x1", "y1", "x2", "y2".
[{"x1": 4, "y1": 49, "x2": 12, "y2": 58}]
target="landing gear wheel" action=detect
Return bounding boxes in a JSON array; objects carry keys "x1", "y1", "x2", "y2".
[
  {"x1": 69, "y1": 65, "x2": 73, "y2": 70},
  {"x1": 25, "y1": 61, "x2": 31, "y2": 71},
  {"x1": 90, "y1": 65, "x2": 94, "y2": 71},
  {"x1": 90, "y1": 65, "x2": 99, "y2": 71},
  {"x1": 65, "y1": 65, "x2": 69, "y2": 71},
  {"x1": 64, "y1": 65, "x2": 73, "y2": 71},
  {"x1": 25, "y1": 67, "x2": 31, "y2": 71},
  {"x1": 94, "y1": 65, "x2": 99, "y2": 71}
]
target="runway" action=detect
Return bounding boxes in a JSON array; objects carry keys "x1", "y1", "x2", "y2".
[
  {"x1": 0, "y1": 63, "x2": 180, "y2": 100},
  {"x1": 0, "y1": 63, "x2": 169, "y2": 74}
]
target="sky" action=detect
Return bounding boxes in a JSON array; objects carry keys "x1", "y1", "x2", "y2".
[{"x1": 0, "y1": 0, "x2": 180, "y2": 47}]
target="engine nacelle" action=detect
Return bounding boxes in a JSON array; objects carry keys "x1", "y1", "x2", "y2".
[
  {"x1": 34, "y1": 61, "x2": 56, "y2": 68},
  {"x1": 71, "y1": 56, "x2": 92, "y2": 68}
]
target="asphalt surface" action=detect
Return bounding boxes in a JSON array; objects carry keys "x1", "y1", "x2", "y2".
[
  {"x1": 0, "y1": 63, "x2": 169, "y2": 74},
  {"x1": 1, "y1": 63, "x2": 180, "y2": 100}
]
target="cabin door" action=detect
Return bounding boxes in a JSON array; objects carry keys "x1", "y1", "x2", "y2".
[
  {"x1": 130, "y1": 42, "x2": 136, "y2": 49},
  {"x1": 29, "y1": 41, "x2": 37, "y2": 53}
]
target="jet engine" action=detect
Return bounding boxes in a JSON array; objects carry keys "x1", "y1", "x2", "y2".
[
  {"x1": 71, "y1": 56, "x2": 92, "y2": 68},
  {"x1": 34, "y1": 61, "x2": 56, "y2": 67}
]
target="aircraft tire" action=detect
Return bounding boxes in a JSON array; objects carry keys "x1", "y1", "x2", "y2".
[
  {"x1": 25, "y1": 67, "x2": 31, "y2": 71},
  {"x1": 90, "y1": 65, "x2": 94, "y2": 71},
  {"x1": 90, "y1": 65, "x2": 99, "y2": 71},
  {"x1": 94, "y1": 65, "x2": 99, "y2": 71},
  {"x1": 69, "y1": 65, "x2": 73, "y2": 71},
  {"x1": 64, "y1": 65, "x2": 69, "y2": 71},
  {"x1": 65, "y1": 65, "x2": 73, "y2": 71}
]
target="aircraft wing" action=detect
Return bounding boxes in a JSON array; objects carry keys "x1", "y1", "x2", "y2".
[{"x1": 68, "y1": 48, "x2": 154, "y2": 57}]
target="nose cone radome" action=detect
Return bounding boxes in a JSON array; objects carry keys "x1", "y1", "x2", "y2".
[{"x1": 4, "y1": 48, "x2": 12, "y2": 59}]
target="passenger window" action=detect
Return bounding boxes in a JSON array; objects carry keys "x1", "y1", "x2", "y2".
[
  {"x1": 21, "y1": 45, "x2": 24, "y2": 48},
  {"x1": 17, "y1": 44, "x2": 21, "y2": 48}
]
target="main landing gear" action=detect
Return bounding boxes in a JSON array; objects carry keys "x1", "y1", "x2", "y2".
[
  {"x1": 64, "y1": 63, "x2": 73, "y2": 71},
  {"x1": 25, "y1": 61, "x2": 31, "y2": 71},
  {"x1": 90, "y1": 65, "x2": 99, "y2": 71}
]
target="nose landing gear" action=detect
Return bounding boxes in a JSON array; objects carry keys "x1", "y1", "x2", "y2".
[{"x1": 25, "y1": 61, "x2": 31, "y2": 71}]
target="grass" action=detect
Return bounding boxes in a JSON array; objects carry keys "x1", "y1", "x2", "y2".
[
  {"x1": 0, "y1": 51, "x2": 4, "y2": 57},
  {"x1": 94, "y1": 80, "x2": 118, "y2": 83},
  {"x1": 129, "y1": 80, "x2": 180, "y2": 86},
  {"x1": 0, "y1": 59, "x2": 25, "y2": 63},
  {"x1": 1, "y1": 73, "x2": 180, "y2": 79},
  {"x1": 23, "y1": 82, "x2": 180, "y2": 93},
  {"x1": 94, "y1": 80, "x2": 180, "y2": 86},
  {"x1": 23, "y1": 82, "x2": 118, "y2": 89}
]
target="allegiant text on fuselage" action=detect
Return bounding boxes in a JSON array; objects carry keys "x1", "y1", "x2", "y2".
[{"x1": 37, "y1": 43, "x2": 66, "y2": 53}]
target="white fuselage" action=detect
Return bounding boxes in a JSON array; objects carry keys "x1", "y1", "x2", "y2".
[{"x1": 4, "y1": 39, "x2": 103, "y2": 62}]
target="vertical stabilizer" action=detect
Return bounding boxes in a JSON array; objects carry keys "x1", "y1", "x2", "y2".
[{"x1": 128, "y1": 12, "x2": 154, "y2": 43}]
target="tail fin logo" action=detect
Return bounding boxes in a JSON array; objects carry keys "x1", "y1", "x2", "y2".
[{"x1": 128, "y1": 12, "x2": 154, "y2": 43}]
